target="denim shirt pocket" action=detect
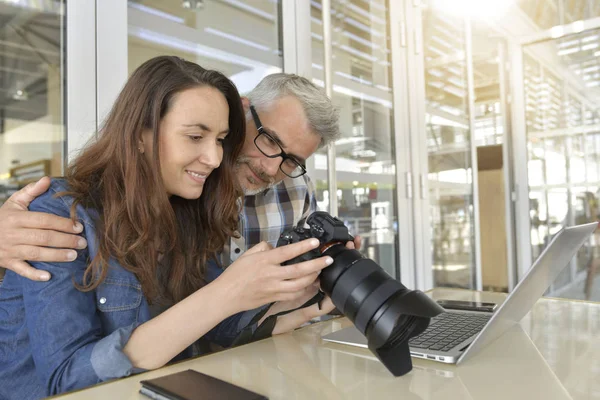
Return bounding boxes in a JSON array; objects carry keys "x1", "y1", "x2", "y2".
[{"x1": 95, "y1": 278, "x2": 143, "y2": 334}]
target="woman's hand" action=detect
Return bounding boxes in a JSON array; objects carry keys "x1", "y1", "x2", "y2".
[
  {"x1": 271, "y1": 295, "x2": 336, "y2": 335},
  {"x1": 256, "y1": 279, "x2": 321, "y2": 325},
  {"x1": 212, "y1": 238, "x2": 333, "y2": 315}
]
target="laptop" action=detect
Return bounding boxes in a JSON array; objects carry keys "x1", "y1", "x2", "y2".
[
  {"x1": 322, "y1": 222, "x2": 597, "y2": 365},
  {"x1": 320, "y1": 324, "x2": 573, "y2": 399}
]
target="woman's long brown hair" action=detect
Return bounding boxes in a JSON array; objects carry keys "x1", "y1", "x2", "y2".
[{"x1": 62, "y1": 56, "x2": 244, "y2": 303}]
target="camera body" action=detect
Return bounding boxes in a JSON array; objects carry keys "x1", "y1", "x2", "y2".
[
  {"x1": 277, "y1": 211, "x2": 351, "y2": 264},
  {"x1": 277, "y1": 212, "x2": 444, "y2": 377}
]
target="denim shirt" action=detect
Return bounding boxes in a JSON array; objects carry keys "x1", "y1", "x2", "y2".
[{"x1": 0, "y1": 179, "x2": 259, "y2": 399}]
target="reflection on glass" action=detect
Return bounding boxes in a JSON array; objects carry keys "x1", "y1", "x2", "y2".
[
  {"x1": 545, "y1": 138, "x2": 567, "y2": 185},
  {"x1": 569, "y1": 136, "x2": 585, "y2": 184},
  {"x1": 311, "y1": 0, "x2": 399, "y2": 278},
  {"x1": 572, "y1": 188, "x2": 595, "y2": 274},
  {"x1": 525, "y1": 28, "x2": 600, "y2": 300},
  {"x1": 128, "y1": 0, "x2": 282, "y2": 93},
  {"x1": 528, "y1": 141, "x2": 545, "y2": 186},
  {"x1": 472, "y1": 20, "x2": 505, "y2": 147},
  {"x1": 0, "y1": 1, "x2": 65, "y2": 206},
  {"x1": 547, "y1": 189, "x2": 568, "y2": 234},
  {"x1": 585, "y1": 134, "x2": 598, "y2": 182},
  {"x1": 423, "y1": 5, "x2": 474, "y2": 289},
  {"x1": 530, "y1": 191, "x2": 549, "y2": 260},
  {"x1": 518, "y1": 0, "x2": 600, "y2": 30}
]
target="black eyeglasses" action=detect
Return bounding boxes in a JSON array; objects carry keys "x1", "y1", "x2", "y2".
[{"x1": 249, "y1": 105, "x2": 307, "y2": 179}]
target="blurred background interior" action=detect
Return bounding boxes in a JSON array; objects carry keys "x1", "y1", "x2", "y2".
[{"x1": 1, "y1": 0, "x2": 600, "y2": 303}]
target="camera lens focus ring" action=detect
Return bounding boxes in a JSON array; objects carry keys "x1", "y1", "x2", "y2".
[
  {"x1": 330, "y1": 260, "x2": 379, "y2": 314},
  {"x1": 342, "y1": 270, "x2": 389, "y2": 321},
  {"x1": 320, "y1": 248, "x2": 364, "y2": 293},
  {"x1": 354, "y1": 279, "x2": 404, "y2": 335}
]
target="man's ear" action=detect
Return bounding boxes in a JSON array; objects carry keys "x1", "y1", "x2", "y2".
[{"x1": 241, "y1": 97, "x2": 250, "y2": 111}]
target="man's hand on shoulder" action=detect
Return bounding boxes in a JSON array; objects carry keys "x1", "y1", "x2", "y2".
[{"x1": 0, "y1": 177, "x2": 86, "y2": 281}]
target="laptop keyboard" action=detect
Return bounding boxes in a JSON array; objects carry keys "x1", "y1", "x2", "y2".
[{"x1": 408, "y1": 312, "x2": 492, "y2": 352}]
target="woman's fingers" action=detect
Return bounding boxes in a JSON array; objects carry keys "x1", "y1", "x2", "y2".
[
  {"x1": 278, "y1": 272, "x2": 320, "y2": 294},
  {"x1": 270, "y1": 296, "x2": 336, "y2": 335},
  {"x1": 223, "y1": 239, "x2": 333, "y2": 312},
  {"x1": 264, "y1": 238, "x2": 320, "y2": 264},
  {"x1": 314, "y1": 296, "x2": 335, "y2": 315},
  {"x1": 243, "y1": 241, "x2": 273, "y2": 256},
  {"x1": 276, "y1": 255, "x2": 333, "y2": 280}
]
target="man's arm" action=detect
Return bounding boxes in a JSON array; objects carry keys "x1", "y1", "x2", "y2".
[{"x1": 0, "y1": 177, "x2": 87, "y2": 281}]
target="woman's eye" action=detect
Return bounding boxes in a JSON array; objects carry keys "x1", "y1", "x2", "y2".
[
  {"x1": 189, "y1": 135, "x2": 202, "y2": 142},
  {"x1": 217, "y1": 138, "x2": 226, "y2": 145}
]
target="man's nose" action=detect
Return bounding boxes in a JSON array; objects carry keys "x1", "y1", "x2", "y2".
[{"x1": 260, "y1": 155, "x2": 281, "y2": 177}]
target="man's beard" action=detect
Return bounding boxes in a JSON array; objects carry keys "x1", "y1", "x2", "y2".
[{"x1": 235, "y1": 156, "x2": 277, "y2": 195}]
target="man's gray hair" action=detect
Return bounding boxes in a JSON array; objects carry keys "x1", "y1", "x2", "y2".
[{"x1": 247, "y1": 73, "x2": 340, "y2": 148}]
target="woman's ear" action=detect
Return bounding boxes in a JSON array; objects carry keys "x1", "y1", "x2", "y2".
[{"x1": 139, "y1": 129, "x2": 153, "y2": 154}]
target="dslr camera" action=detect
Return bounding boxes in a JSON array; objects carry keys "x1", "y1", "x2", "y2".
[{"x1": 277, "y1": 211, "x2": 444, "y2": 376}]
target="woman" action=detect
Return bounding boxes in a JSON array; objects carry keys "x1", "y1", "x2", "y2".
[{"x1": 0, "y1": 56, "x2": 333, "y2": 399}]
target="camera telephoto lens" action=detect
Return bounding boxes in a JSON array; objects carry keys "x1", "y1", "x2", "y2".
[{"x1": 277, "y1": 212, "x2": 444, "y2": 376}]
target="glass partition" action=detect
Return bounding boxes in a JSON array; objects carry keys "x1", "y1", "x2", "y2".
[
  {"x1": 524, "y1": 27, "x2": 600, "y2": 300},
  {"x1": 422, "y1": 5, "x2": 475, "y2": 289},
  {"x1": 128, "y1": 1, "x2": 282, "y2": 93},
  {"x1": 0, "y1": 0, "x2": 65, "y2": 206},
  {"x1": 311, "y1": 0, "x2": 400, "y2": 278}
]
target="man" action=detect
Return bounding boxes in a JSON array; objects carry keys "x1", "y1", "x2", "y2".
[{"x1": 0, "y1": 73, "x2": 358, "y2": 330}]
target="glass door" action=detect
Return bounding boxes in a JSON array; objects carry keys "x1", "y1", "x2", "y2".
[
  {"x1": 311, "y1": 0, "x2": 401, "y2": 278},
  {"x1": 421, "y1": 4, "x2": 478, "y2": 289},
  {"x1": 522, "y1": 27, "x2": 600, "y2": 300}
]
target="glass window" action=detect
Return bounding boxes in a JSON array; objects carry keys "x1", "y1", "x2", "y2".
[
  {"x1": 472, "y1": 20, "x2": 505, "y2": 147},
  {"x1": 128, "y1": 1, "x2": 282, "y2": 93},
  {"x1": 524, "y1": 28, "x2": 600, "y2": 300},
  {"x1": 569, "y1": 135, "x2": 585, "y2": 184},
  {"x1": 0, "y1": 1, "x2": 65, "y2": 205},
  {"x1": 518, "y1": 0, "x2": 600, "y2": 30},
  {"x1": 545, "y1": 137, "x2": 567, "y2": 185},
  {"x1": 423, "y1": 5, "x2": 475, "y2": 289},
  {"x1": 311, "y1": 0, "x2": 399, "y2": 278},
  {"x1": 585, "y1": 134, "x2": 599, "y2": 182},
  {"x1": 529, "y1": 190, "x2": 549, "y2": 260},
  {"x1": 528, "y1": 141, "x2": 546, "y2": 186}
]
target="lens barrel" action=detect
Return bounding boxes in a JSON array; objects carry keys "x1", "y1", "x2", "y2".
[
  {"x1": 277, "y1": 212, "x2": 444, "y2": 376},
  {"x1": 321, "y1": 244, "x2": 433, "y2": 350}
]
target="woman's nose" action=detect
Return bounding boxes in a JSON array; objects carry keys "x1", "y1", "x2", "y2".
[{"x1": 199, "y1": 143, "x2": 222, "y2": 169}]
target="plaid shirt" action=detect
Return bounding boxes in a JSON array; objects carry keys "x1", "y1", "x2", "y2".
[{"x1": 222, "y1": 174, "x2": 318, "y2": 266}]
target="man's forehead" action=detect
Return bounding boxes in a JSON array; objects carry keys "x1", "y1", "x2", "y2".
[{"x1": 259, "y1": 98, "x2": 320, "y2": 158}]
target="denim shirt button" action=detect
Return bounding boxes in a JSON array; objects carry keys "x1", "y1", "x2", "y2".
[{"x1": 99, "y1": 297, "x2": 107, "y2": 305}]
